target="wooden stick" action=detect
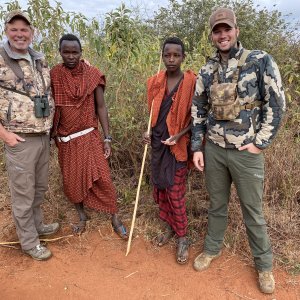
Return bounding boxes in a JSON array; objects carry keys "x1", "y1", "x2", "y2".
[
  {"x1": 126, "y1": 53, "x2": 162, "y2": 256},
  {"x1": 0, "y1": 234, "x2": 74, "y2": 245}
]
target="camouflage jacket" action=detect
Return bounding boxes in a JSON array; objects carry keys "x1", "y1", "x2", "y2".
[
  {"x1": 0, "y1": 41, "x2": 54, "y2": 133},
  {"x1": 191, "y1": 42, "x2": 286, "y2": 151}
]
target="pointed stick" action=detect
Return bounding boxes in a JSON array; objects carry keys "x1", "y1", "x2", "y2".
[{"x1": 125, "y1": 53, "x2": 162, "y2": 256}]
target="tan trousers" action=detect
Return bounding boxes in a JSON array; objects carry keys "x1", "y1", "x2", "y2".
[{"x1": 5, "y1": 134, "x2": 50, "y2": 250}]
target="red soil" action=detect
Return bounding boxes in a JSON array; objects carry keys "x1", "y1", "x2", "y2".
[{"x1": 0, "y1": 225, "x2": 299, "y2": 300}]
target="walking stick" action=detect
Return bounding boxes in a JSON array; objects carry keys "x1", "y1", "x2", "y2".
[{"x1": 126, "y1": 54, "x2": 162, "y2": 256}]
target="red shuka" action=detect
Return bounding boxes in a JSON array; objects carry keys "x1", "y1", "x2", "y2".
[{"x1": 50, "y1": 61, "x2": 117, "y2": 213}]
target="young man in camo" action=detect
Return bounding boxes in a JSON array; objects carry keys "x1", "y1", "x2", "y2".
[{"x1": 191, "y1": 7, "x2": 285, "y2": 294}]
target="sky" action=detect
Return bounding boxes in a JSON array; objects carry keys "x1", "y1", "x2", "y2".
[{"x1": 2, "y1": 0, "x2": 300, "y2": 24}]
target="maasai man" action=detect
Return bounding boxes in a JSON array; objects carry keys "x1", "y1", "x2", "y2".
[
  {"x1": 50, "y1": 34, "x2": 127, "y2": 239},
  {"x1": 143, "y1": 37, "x2": 196, "y2": 264}
]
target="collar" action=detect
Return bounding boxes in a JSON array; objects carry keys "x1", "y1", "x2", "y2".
[{"x1": 4, "y1": 41, "x2": 44, "y2": 61}]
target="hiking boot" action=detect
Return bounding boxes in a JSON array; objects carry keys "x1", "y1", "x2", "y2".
[
  {"x1": 23, "y1": 244, "x2": 52, "y2": 261},
  {"x1": 37, "y1": 222, "x2": 60, "y2": 236},
  {"x1": 258, "y1": 271, "x2": 275, "y2": 294},
  {"x1": 193, "y1": 251, "x2": 221, "y2": 271}
]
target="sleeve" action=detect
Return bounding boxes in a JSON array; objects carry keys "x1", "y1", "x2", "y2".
[
  {"x1": 191, "y1": 69, "x2": 209, "y2": 152},
  {"x1": 254, "y1": 54, "x2": 286, "y2": 149}
]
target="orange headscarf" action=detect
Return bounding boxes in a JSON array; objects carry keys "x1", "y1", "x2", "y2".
[{"x1": 147, "y1": 70, "x2": 196, "y2": 161}]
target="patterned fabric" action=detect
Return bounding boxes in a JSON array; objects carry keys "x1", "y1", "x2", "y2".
[
  {"x1": 51, "y1": 63, "x2": 117, "y2": 213},
  {"x1": 191, "y1": 42, "x2": 286, "y2": 151},
  {"x1": 153, "y1": 167, "x2": 188, "y2": 237},
  {"x1": 147, "y1": 70, "x2": 196, "y2": 161},
  {"x1": 0, "y1": 41, "x2": 54, "y2": 133},
  {"x1": 50, "y1": 60, "x2": 105, "y2": 107}
]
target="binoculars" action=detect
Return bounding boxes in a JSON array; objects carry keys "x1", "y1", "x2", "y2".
[{"x1": 33, "y1": 94, "x2": 50, "y2": 118}]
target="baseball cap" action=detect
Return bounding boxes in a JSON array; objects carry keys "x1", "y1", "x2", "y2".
[
  {"x1": 209, "y1": 8, "x2": 236, "y2": 31},
  {"x1": 5, "y1": 10, "x2": 31, "y2": 25}
]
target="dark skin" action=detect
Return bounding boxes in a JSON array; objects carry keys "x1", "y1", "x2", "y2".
[
  {"x1": 143, "y1": 43, "x2": 189, "y2": 263},
  {"x1": 59, "y1": 40, "x2": 126, "y2": 236}
]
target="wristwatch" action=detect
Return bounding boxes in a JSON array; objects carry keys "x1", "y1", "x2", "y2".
[{"x1": 104, "y1": 135, "x2": 112, "y2": 142}]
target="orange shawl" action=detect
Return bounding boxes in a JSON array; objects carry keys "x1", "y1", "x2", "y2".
[{"x1": 147, "y1": 70, "x2": 196, "y2": 161}]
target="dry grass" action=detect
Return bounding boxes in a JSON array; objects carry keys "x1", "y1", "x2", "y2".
[{"x1": 0, "y1": 111, "x2": 299, "y2": 273}]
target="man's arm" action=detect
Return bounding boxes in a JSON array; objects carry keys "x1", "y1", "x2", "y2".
[
  {"x1": 253, "y1": 54, "x2": 286, "y2": 149},
  {"x1": 161, "y1": 124, "x2": 191, "y2": 145},
  {"x1": 191, "y1": 71, "x2": 209, "y2": 171},
  {"x1": 191, "y1": 72, "x2": 209, "y2": 152},
  {"x1": 95, "y1": 85, "x2": 111, "y2": 159}
]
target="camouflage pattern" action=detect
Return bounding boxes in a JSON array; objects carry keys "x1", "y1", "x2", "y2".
[
  {"x1": 210, "y1": 81, "x2": 240, "y2": 120},
  {"x1": 191, "y1": 42, "x2": 286, "y2": 151},
  {"x1": 0, "y1": 42, "x2": 54, "y2": 133}
]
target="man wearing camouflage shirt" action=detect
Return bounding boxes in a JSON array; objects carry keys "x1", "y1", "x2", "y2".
[
  {"x1": 0, "y1": 10, "x2": 59, "y2": 260},
  {"x1": 191, "y1": 7, "x2": 285, "y2": 294}
]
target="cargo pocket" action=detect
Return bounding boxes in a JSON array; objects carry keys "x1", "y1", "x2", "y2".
[{"x1": 5, "y1": 158, "x2": 28, "y2": 191}]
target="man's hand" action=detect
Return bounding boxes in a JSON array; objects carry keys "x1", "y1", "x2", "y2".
[
  {"x1": 193, "y1": 151, "x2": 204, "y2": 172},
  {"x1": 103, "y1": 142, "x2": 111, "y2": 159},
  {"x1": 161, "y1": 135, "x2": 177, "y2": 146},
  {"x1": 3, "y1": 132, "x2": 25, "y2": 147},
  {"x1": 142, "y1": 132, "x2": 151, "y2": 145},
  {"x1": 239, "y1": 143, "x2": 262, "y2": 154}
]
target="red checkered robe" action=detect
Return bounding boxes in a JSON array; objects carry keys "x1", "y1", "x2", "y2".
[
  {"x1": 50, "y1": 61, "x2": 117, "y2": 213},
  {"x1": 153, "y1": 167, "x2": 188, "y2": 237}
]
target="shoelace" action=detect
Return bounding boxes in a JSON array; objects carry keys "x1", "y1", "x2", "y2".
[{"x1": 35, "y1": 244, "x2": 44, "y2": 251}]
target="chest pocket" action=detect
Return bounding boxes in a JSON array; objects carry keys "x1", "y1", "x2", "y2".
[{"x1": 210, "y1": 50, "x2": 251, "y2": 121}]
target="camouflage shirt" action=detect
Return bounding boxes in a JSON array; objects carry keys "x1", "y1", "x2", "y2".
[
  {"x1": 191, "y1": 42, "x2": 286, "y2": 151},
  {"x1": 0, "y1": 41, "x2": 54, "y2": 133}
]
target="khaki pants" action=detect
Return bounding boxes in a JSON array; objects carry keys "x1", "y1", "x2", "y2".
[
  {"x1": 5, "y1": 134, "x2": 50, "y2": 251},
  {"x1": 204, "y1": 141, "x2": 273, "y2": 271}
]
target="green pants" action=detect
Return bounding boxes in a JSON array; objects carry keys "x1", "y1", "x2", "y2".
[{"x1": 204, "y1": 141, "x2": 272, "y2": 271}]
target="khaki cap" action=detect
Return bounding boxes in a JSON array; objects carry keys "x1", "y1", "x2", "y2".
[
  {"x1": 5, "y1": 9, "x2": 31, "y2": 25},
  {"x1": 209, "y1": 8, "x2": 236, "y2": 31}
]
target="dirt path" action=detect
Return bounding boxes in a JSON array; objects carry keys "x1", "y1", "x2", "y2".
[{"x1": 0, "y1": 226, "x2": 299, "y2": 300}]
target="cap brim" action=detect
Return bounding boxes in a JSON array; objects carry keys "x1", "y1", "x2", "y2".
[
  {"x1": 211, "y1": 20, "x2": 235, "y2": 31},
  {"x1": 5, "y1": 14, "x2": 31, "y2": 25}
]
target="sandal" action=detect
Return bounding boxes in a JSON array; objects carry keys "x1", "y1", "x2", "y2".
[
  {"x1": 72, "y1": 220, "x2": 87, "y2": 234},
  {"x1": 176, "y1": 237, "x2": 189, "y2": 265},
  {"x1": 154, "y1": 226, "x2": 174, "y2": 247},
  {"x1": 112, "y1": 222, "x2": 128, "y2": 240}
]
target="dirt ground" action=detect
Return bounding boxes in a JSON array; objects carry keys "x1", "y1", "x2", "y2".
[{"x1": 0, "y1": 223, "x2": 299, "y2": 300}]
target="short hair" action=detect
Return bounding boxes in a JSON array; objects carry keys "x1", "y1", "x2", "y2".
[
  {"x1": 162, "y1": 37, "x2": 185, "y2": 55},
  {"x1": 59, "y1": 34, "x2": 82, "y2": 51}
]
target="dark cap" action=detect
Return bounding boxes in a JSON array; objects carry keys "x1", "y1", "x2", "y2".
[
  {"x1": 5, "y1": 10, "x2": 32, "y2": 25},
  {"x1": 209, "y1": 7, "x2": 236, "y2": 31}
]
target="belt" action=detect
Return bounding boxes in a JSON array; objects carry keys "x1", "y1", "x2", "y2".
[{"x1": 57, "y1": 127, "x2": 95, "y2": 143}]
